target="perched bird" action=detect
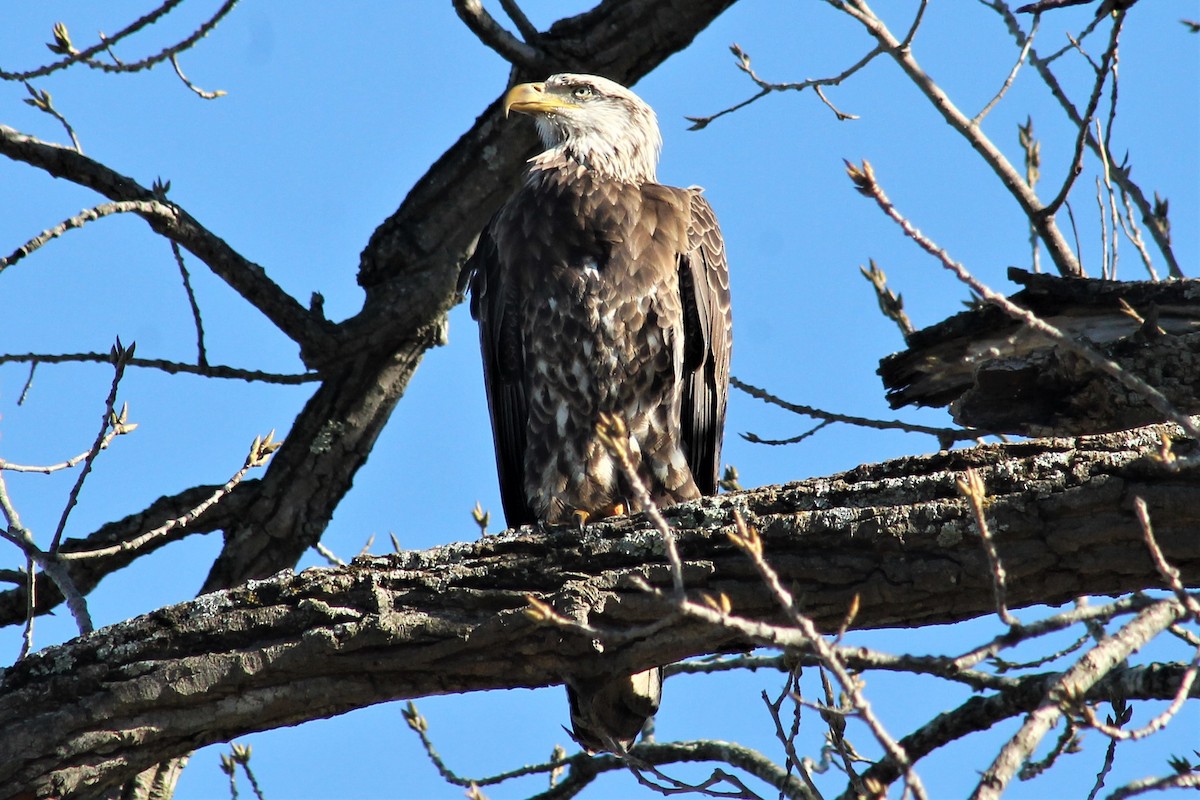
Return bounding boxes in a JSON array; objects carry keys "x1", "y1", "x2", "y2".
[{"x1": 461, "y1": 73, "x2": 732, "y2": 753}]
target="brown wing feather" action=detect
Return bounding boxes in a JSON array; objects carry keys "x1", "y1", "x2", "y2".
[
  {"x1": 678, "y1": 191, "x2": 732, "y2": 495},
  {"x1": 462, "y1": 225, "x2": 536, "y2": 527}
]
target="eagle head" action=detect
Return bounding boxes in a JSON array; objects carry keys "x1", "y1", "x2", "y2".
[{"x1": 504, "y1": 73, "x2": 661, "y2": 184}]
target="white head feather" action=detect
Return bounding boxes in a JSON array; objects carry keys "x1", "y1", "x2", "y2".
[{"x1": 515, "y1": 73, "x2": 662, "y2": 184}]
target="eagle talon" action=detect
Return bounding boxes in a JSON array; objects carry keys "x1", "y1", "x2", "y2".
[
  {"x1": 596, "y1": 502, "x2": 626, "y2": 519},
  {"x1": 572, "y1": 509, "x2": 591, "y2": 529}
]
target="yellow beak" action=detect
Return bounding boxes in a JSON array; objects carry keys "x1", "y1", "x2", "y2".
[{"x1": 503, "y1": 82, "x2": 579, "y2": 117}]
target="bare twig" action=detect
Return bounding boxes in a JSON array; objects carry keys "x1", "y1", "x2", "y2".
[
  {"x1": 311, "y1": 542, "x2": 346, "y2": 568},
  {"x1": 953, "y1": 594, "x2": 1154, "y2": 671},
  {"x1": 1104, "y1": 771, "x2": 1200, "y2": 799},
  {"x1": 1017, "y1": 0, "x2": 1120, "y2": 13},
  {"x1": 1065, "y1": 197, "x2": 1085, "y2": 273},
  {"x1": 1, "y1": 1, "x2": 185, "y2": 79},
  {"x1": 988, "y1": 631, "x2": 1090, "y2": 673},
  {"x1": 56, "y1": 433, "x2": 279, "y2": 562},
  {"x1": 817, "y1": 667, "x2": 866, "y2": 793},
  {"x1": 49, "y1": 340, "x2": 135, "y2": 553},
  {"x1": 742, "y1": 421, "x2": 832, "y2": 447},
  {"x1": 0, "y1": 472, "x2": 93, "y2": 636},
  {"x1": 0, "y1": 419, "x2": 135, "y2": 474},
  {"x1": 1131, "y1": 497, "x2": 1200, "y2": 621},
  {"x1": 668, "y1": 654, "x2": 790, "y2": 677},
  {"x1": 0, "y1": 124, "x2": 331, "y2": 354},
  {"x1": 859, "y1": 259, "x2": 914, "y2": 339},
  {"x1": 169, "y1": 240, "x2": 209, "y2": 366},
  {"x1": 401, "y1": 700, "x2": 569, "y2": 788},
  {"x1": 1096, "y1": 177, "x2": 1112, "y2": 279},
  {"x1": 404, "y1": 701, "x2": 814, "y2": 799},
  {"x1": 219, "y1": 742, "x2": 264, "y2": 800},
  {"x1": 1018, "y1": 116, "x2": 1043, "y2": 272},
  {"x1": 1086, "y1": 715, "x2": 1119, "y2": 800},
  {"x1": 625, "y1": 758, "x2": 764, "y2": 799},
  {"x1": 0, "y1": 200, "x2": 157, "y2": 273},
  {"x1": 1018, "y1": 717, "x2": 1082, "y2": 780},
  {"x1": 170, "y1": 54, "x2": 226, "y2": 99},
  {"x1": 0, "y1": 352, "x2": 316, "y2": 384},
  {"x1": 19, "y1": 555, "x2": 35, "y2": 659},
  {"x1": 956, "y1": 468, "x2": 1019, "y2": 627},
  {"x1": 17, "y1": 361, "x2": 37, "y2": 405},
  {"x1": 20, "y1": 83, "x2": 82, "y2": 152},
  {"x1": 1115, "y1": 186, "x2": 1157, "y2": 279},
  {"x1": 733, "y1": 377, "x2": 980, "y2": 448},
  {"x1": 686, "y1": 41, "x2": 879, "y2": 130},
  {"x1": 84, "y1": 1, "x2": 240, "y2": 78},
  {"x1": 1094, "y1": 121, "x2": 1122, "y2": 280},
  {"x1": 974, "y1": 14, "x2": 1040, "y2": 123},
  {"x1": 761, "y1": 667, "x2": 823, "y2": 799}
]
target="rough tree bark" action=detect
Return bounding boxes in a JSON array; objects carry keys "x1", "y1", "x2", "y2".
[{"x1": 3, "y1": 424, "x2": 1196, "y2": 798}]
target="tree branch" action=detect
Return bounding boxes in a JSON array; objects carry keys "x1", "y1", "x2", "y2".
[
  {"x1": 831, "y1": 0, "x2": 1084, "y2": 276},
  {"x1": 0, "y1": 124, "x2": 332, "y2": 357},
  {"x1": 984, "y1": 0, "x2": 1183, "y2": 278},
  {"x1": 453, "y1": 0, "x2": 544, "y2": 70},
  {"x1": 2, "y1": 424, "x2": 1197, "y2": 797},
  {"x1": 974, "y1": 598, "x2": 1184, "y2": 799},
  {"x1": 0, "y1": 352, "x2": 316, "y2": 384},
  {"x1": 0, "y1": 482, "x2": 257, "y2": 627},
  {"x1": 848, "y1": 660, "x2": 1193, "y2": 798}
]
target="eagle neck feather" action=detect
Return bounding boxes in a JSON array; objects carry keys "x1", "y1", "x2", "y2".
[{"x1": 528, "y1": 131, "x2": 658, "y2": 186}]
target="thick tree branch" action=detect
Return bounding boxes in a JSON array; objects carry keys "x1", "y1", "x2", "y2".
[
  {"x1": 453, "y1": 0, "x2": 545, "y2": 71},
  {"x1": 2, "y1": 425, "x2": 1197, "y2": 797}
]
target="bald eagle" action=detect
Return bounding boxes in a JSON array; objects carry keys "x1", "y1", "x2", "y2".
[{"x1": 461, "y1": 74, "x2": 732, "y2": 753}]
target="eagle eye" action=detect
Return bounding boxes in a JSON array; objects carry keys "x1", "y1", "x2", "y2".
[{"x1": 572, "y1": 85, "x2": 594, "y2": 100}]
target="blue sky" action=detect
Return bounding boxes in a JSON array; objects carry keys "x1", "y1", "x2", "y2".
[{"x1": 1, "y1": 2, "x2": 1197, "y2": 798}]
